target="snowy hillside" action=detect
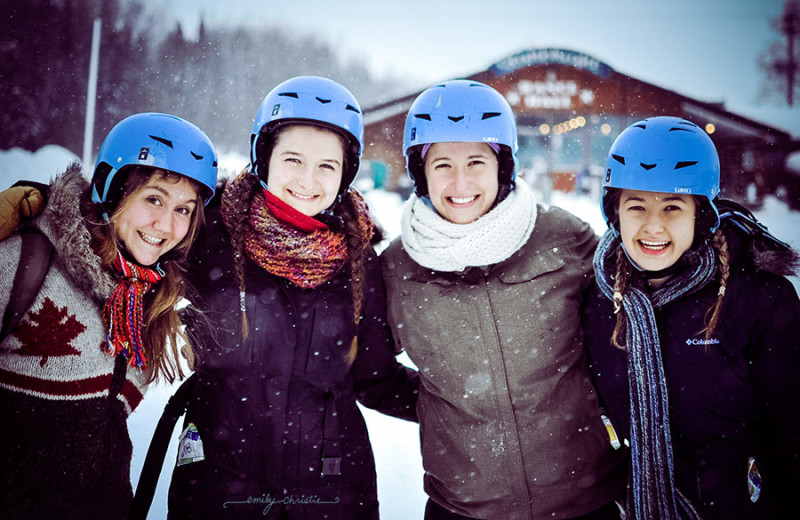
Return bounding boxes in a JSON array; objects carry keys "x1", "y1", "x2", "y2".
[{"x1": 2, "y1": 145, "x2": 799, "y2": 519}]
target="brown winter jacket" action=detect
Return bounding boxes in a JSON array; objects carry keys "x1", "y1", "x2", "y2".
[{"x1": 381, "y1": 205, "x2": 625, "y2": 520}]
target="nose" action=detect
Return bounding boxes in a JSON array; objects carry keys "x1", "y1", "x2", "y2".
[
  {"x1": 152, "y1": 211, "x2": 174, "y2": 237},
  {"x1": 297, "y1": 165, "x2": 315, "y2": 189},
  {"x1": 452, "y1": 166, "x2": 469, "y2": 191},
  {"x1": 643, "y1": 211, "x2": 665, "y2": 233}
]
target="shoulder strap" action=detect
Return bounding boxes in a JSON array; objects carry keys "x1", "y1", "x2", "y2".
[
  {"x1": 1, "y1": 228, "x2": 55, "y2": 342},
  {"x1": 129, "y1": 373, "x2": 196, "y2": 520}
]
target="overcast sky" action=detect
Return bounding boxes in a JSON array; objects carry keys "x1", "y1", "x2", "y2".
[{"x1": 146, "y1": 0, "x2": 797, "y2": 133}]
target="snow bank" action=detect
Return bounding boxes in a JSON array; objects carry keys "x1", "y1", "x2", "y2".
[{"x1": 0, "y1": 146, "x2": 82, "y2": 189}]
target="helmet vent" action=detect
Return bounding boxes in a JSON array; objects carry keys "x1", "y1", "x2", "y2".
[
  {"x1": 611, "y1": 154, "x2": 626, "y2": 165},
  {"x1": 190, "y1": 152, "x2": 204, "y2": 160},
  {"x1": 345, "y1": 104, "x2": 361, "y2": 113},
  {"x1": 278, "y1": 92, "x2": 299, "y2": 99},
  {"x1": 482, "y1": 112, "x2": 501, "y2": 120},
  {"x1": 675, "y1": 161, "x2": 697, "y2": 169},
  {"x1": 316, "y1": 97, "x2": 332, "y2": 104},
  {"x1": 414, "y1": 114, "x2": 432, "y2": 121},
  {"x1": 634, "y1": 124, "x2": 647, "y2": 130},
  {"x1": 448, "y1": 115, "x2": 465, "y2": 122},
  {"x1": 149, "y1": 135, "x2": 174, "y2": 148},
  {"x1": 640, "y1": 163, "x2": 657, "y2": 171},
  {"x1": 669, "y1": 127, "x2": 693, "y2": 133}
]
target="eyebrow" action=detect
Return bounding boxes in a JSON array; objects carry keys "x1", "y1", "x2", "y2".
[
  {"x1": 144, "y1": 184, "x2": 198, "y2": 205},
  {"x1": 280, "y1": 150, "x2": 341, "y2": 166},
  {"x1": 622, "y1": 195, "x2": 688, "y2": 203},
  {"x1": 430, "y1": 153, "x2": 491, "y2": 162}
]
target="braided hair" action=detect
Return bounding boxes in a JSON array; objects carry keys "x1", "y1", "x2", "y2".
[
  {"x1": 225, "y1": 174, "x2": 368, "y2": 367},
  {"x1": 223, "y1": 168, "x2": 258, "y2": 341},
  {"x1": 611, "y1": 244, "x2": 632, "y2": 349},
  {"x1": 338, "y1": 189, "x2": 369, "y2": 365},
  {"x1": 701, "y1": 229, "x2": 730, "y2": 341},
  {"x1": 607, "y1": 187, "x2": 730, "y2": 349},
  {"x1": 610, "y1": 227, "x2": 730, "y2": 349}
]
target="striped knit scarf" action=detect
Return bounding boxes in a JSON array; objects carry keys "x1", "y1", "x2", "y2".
[
  {"x1": 594, "y1": 229, "x2": 716, "y2": 520},
  {"x1": 241, "y1": 186, "x2": 373, "y2": 288},
  {"x1": 101, "y1": 251, "x2": 162, "y2": 368}
]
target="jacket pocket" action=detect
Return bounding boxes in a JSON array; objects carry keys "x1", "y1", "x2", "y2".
[{"x1": 498, "y1": 248, "x2": 565, "y2": 284}]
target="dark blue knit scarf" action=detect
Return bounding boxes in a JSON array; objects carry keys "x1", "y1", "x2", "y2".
[{"x1": 594, "y1": 229, "x2": 716, "y2": 520}]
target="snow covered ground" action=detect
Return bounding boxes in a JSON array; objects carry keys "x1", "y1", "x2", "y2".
[{"x1": 2, "y1": 145, "x2": 799, "y2": 519}]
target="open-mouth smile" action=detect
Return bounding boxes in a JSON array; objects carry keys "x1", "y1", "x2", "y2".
[
  {"x1": 139, "y1": 231, "x2": 166, "y2": 246},
  {"x1": 638, "y1": 239, "x2": 670, "y2": 255}
]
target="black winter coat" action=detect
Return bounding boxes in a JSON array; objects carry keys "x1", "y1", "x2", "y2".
[
  {"x1": 167, "y1": 205, "x2": 419, "y2": 520},
  {"x1": 582, "y1": 227, "x2": 800, "y2": 520}
]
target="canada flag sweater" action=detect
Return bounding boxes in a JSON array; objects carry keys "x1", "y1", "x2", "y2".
[{"x1": 0, "y1": 165, "x2": 147, "y2": 519}]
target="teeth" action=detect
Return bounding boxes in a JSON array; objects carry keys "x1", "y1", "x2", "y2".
[
  {"x1": 450, "y1": 196, "x2": 476, "y2": 204},
  {"x1": 291, "y1": 191, "x2": 316, "y2": 200},
  {"x1": 640, "y1": 240, "x2": 668, "y2": 249},
  {"x1": 139, "y1": 232, "x2": 165, "y2": 245}
]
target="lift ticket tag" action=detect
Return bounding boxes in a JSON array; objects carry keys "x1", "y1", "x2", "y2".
[{"x1": 177, "y1": 422, "x2": 206, "y2": 467}]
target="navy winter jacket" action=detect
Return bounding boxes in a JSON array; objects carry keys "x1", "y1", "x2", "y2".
[
  {"x1": 168, "y1": 205, "x2": 419, "y2": 520},
  {"x1": 582, "y1": 227, "x2": 800, "y2": 519}
]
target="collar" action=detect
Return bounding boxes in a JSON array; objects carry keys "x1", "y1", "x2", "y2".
[{"x1": 262, "y1": 188, "x2": 329, "y2": 233}]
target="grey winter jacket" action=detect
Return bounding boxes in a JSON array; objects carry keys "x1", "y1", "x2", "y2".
[{"x1": 381, "y1": 205, "x2": 625, "y2": 520}]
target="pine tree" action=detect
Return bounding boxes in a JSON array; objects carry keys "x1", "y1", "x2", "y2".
[{"x1": 760, "y1": 0, "x2": 800, "y2": 106}]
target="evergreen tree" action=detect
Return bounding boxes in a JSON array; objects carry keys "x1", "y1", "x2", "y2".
[
  {"x1": 0, "y1": 0, "x2": 405, "y2": 158},
  {"x1": 760, "y1": 0, "x2": 800, "y2": 106}
]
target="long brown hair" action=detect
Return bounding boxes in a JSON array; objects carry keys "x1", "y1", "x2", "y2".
[{"x1": 83, "y1": 166, "x2": 206, "y2": 383}]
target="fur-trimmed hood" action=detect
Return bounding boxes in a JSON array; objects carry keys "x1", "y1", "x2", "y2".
[
  {"x1": 746, "y1": 236, "x2": 800, "y2": 277},
  {"x1": 33, "y1": 162, "x2": 115, "y2": 303},
  {"x1": 720, "y1": 214, "x2": 800, "y2": 279}
]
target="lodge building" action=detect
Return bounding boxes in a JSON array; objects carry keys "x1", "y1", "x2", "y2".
[{"x1": 361, "y1": 48, "x2": 799, "y2": 208}]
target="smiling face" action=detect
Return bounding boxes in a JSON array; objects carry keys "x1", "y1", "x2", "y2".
[
  {"x1": 112, "y1": 170, "x2": 198, "y2": 266},
  {"x1": 424, "y1": 141, "x2": 499, "y2": 224},
  {"x1": 267, "y1": 124, "x2": 345, "y2": 217},
  {"x1": 618, "y1": 189, "x2": 697, "y2": 273}
]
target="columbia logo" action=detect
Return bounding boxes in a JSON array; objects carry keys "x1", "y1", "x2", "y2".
[{"x1": 685, "y1": 338, "x2": 720, "y2": 346}]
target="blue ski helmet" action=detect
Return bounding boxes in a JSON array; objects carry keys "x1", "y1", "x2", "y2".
[
  {"x1": 403, "y1": 79, "x2": 518, "y2": 197},
  {"x1": 92, "y1": 113, "x2": 217, "y2": 214},
  {"x1": 601, "y1": 116, "x2": 720, "y2": 236},
  {"x1": 250, "y1": 76, "x2": 364, "y2": 196}
]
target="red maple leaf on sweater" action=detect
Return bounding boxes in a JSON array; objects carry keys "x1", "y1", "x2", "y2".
[{"x1": 13, "y1": 297, "x2": 86, "y2": 367}]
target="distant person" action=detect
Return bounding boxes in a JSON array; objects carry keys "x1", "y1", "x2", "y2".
[
  {"x1": 166, "y1": 76, "x2": 419, "y2": 519},
  {"x1": 583, "y1": 116, "x2": 800, "y2": 519},
  {"x1": 0, "y1": 113, "x2": 218, "y2": 519},
  {"x1": 381, "y1": 79, "x2": 625, "y2": 520}
]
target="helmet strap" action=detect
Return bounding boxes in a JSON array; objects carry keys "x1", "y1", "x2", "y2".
[{"x1": 91, "y1": 166, "x2": 118, "y2": 218}]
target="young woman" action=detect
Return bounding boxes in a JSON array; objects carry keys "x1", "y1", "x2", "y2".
[
  {"x1": 0, "y1": 112, "x2": 218, "y2": 519},
  {"x1": 380, "y1": 79, "x2": 625, "y2": 520},
  {"x1": 167, "y1": 76, "x2": 419, "y2": 520},
  {"x1": 583, "y1": 116, "x2": 800, "y2": 519}
]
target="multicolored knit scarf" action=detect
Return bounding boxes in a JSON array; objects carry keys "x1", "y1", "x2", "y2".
[
  {"x1": 594, "y1": 229, "x2": 715, "y2": 520},
  {"x1": 240, "y1": 183, "x2": 373, "y2": 289},
  {"x1": 101, "y1": 251, "x2": 162, "y2": 368}
]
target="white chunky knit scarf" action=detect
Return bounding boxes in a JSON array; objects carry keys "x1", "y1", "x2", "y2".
[{"x1": 401, "y1": 180, "x2": 537, "y2": 272}]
